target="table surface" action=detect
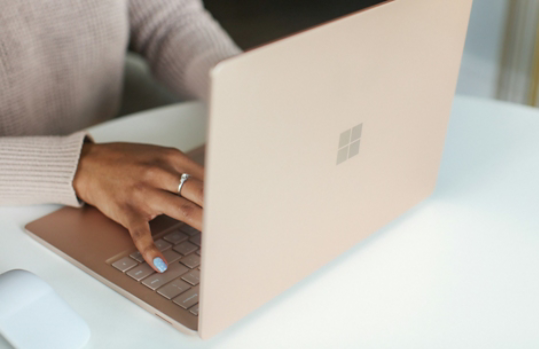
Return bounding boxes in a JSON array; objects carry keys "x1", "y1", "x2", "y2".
[{"x1": 1, "y1": 95, "x2": 538, "y2": 349}]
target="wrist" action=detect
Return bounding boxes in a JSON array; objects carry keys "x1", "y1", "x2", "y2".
[{"x1": 73, "y1": 141, "x2": 95, "y2": 203}]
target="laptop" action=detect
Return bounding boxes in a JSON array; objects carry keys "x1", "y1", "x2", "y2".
[{"x1": 25, "y1": 0, "x2": 472, "y2": 339}]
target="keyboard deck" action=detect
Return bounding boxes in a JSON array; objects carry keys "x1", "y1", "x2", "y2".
[{"x1": 110, "y1": 225, "x2": 202, "y2": 316}]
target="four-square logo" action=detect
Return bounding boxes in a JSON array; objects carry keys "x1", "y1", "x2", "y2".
[{"x1": 337, "y1": 123, "x2": 362, "y2": 165}]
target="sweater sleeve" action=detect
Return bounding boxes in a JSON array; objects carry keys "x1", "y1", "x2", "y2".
[
  {"x1": 0, "y1": 131, "x2": 88, "y2": 207},
  {"x1": 128, "y1": 0, "x2": 242, "y2": 101}
]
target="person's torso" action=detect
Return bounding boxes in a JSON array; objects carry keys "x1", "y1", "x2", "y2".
[{"x1": 0, "y1": 0, "x2": 129, "y2": 136}]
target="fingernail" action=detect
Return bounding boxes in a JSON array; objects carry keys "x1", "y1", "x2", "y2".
[{"x1": 153, "y1": 257, "x2": 167, "y2": 273}]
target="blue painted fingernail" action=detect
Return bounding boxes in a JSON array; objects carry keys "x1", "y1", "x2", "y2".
[{"x1": 153, "y1": 257, "x2": 167, "y2": 273}]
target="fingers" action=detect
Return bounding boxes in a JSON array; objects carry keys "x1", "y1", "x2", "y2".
[
  {"x1": 144, "y1": 167, "x2": 204, "y2": 207},
  {"x1": 179, "y1": 160, "x2": 205, "y2": 182},
  {"x1": 150, "y1": 190, "x2": 204, "y2": 231},
  {"x1": 180, "y1": 177, "x2": 204, "y2": 207},
  {"x1": 156, "y1": 172, "x2": 204, "y2": 208},
  {"x1": 173, "y1": 176, "x2": 205, "y2": 207},
  {"x1": 166, "y1": 149, "x2": 205, "y2": 181},
  {"x1": 125, "y1": 213, "x2": 168, "y2": 273}
]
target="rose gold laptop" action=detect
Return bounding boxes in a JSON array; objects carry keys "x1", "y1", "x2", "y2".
[{"x1": 25, "y1": 0, "x2": 472, "y2": 339}]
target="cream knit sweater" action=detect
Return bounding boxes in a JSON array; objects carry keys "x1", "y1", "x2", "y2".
[{"x1": 0, "y1": 0, "x2": 240, "y2": 206}]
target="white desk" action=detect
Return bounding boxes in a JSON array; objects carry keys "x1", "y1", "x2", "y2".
[{"x1": 1, "y1": 96, "x2": 538, "y2": 348}]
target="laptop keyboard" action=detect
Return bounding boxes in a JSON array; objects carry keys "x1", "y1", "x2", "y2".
[{"x1": 110, "y1": 224, "x2": 202, "y2": 316}]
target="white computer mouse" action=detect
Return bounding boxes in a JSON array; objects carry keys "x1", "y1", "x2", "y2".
[{"x1": 0, "y1": 269, "x2": 90, "y2": 349}]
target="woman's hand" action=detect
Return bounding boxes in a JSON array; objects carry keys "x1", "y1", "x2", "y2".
[{"x1": 73, "y1": 142, "x2": 204, "y2": 273}]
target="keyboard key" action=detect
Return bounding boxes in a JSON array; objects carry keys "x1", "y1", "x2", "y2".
[
  {"x1": 179, "y1": 225, "x2": 200, "y2": 236},
  {"x1": 163, "y1": 230, "x2": 188, "y2": 245},
  {"x1": 180, "y1": 254, "x2": 200, "y2": 269},
  {"x1": 112, "y1": 257, "x2": 138, "y2": 272},
  {"x1": 189, "y1": 304, "x2": 199, "y2": 316},
  {"x1": 154, "y1": 239, "x2": 172, "y2": 252},
  {"x1": 141, "y1": 263, "x2": 189, "y2": 290},
  {"x1": 157, "y1": 279, "x2": 191, "y2": 300},
  {"x1": 162, "y1": 249, "x2": 181, "y2": 263},
  {"x1": 129, "y1": 251, "x2": 144, "y2": 263},
  {"x1": 127, "y1": 263, "x2": 155, "y2": 281},
  {"x1": 181, "y1": 269, "x2": 200, "y2": 285},
  {"x1": 173, "y1": 241, "x2": 198, "y2": 256},
  {"x1": 189, "y1": 234, "x2": 201, "y2": 246},
  {"x1": 173, "y1": 287, "x2": 199, "y2": 309}
]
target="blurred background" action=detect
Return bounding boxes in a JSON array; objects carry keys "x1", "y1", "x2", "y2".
[
  {"x1": 121, "y1": 0, "x2": 539, "y2": 115},
  {"x1": 203, "y1": 0, "x2": 384, "y2": 49},
  {"x1": 457, "y1": 0, "x2": 539, "y2": 106}
]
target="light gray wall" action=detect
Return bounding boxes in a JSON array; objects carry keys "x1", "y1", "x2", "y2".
[{"x1": 456, "y1": 0, "x2": 508, "y2": 98}]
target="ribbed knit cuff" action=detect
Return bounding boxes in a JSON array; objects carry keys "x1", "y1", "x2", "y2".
[{"x1": 0, "y1": 131, "x2": 89, "y2": 207}]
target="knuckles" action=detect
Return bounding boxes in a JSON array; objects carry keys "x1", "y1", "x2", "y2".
[
  {"x1": 140, "y1": 243, "x2": 157, "y2": 255},
  {"x1": 128, "y1": 182, "x2": 149, "y2": 204},
  {"x1": 129, "y1": 228, "x2": 147, "y2": 240},
  {"x1": 139, "y1": 163, "x2": 165, "y2": 183},
  {"x1": 162, "y1": 147, "x2": 184, "y2": 163},
  {"x1": 176, "y1": 202, "x2": 195, "y2": 220},
  {"x1": 197, "y1": 186, "x2": 204, "y2": 201}
]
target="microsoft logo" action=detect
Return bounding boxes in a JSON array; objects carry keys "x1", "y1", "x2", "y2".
[{"x1": 337, "y1": 123, "x2": 362, "y2": 165}]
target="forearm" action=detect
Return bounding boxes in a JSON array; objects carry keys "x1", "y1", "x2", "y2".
[
  {"x1": 0, "y1": 132, "x2": 88, "y2": 206},
  {"x1": 128, "y1": 0, "x2": 241, "y2": 100}
]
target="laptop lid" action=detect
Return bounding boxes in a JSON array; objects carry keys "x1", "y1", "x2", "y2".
[{"x1": 200, "y1": 0, "x2": 472, "y2": 339}]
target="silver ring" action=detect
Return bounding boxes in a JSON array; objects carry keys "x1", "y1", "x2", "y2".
[{"x1": 177, "y1": 173, "x2": 190, "y2": 196}]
